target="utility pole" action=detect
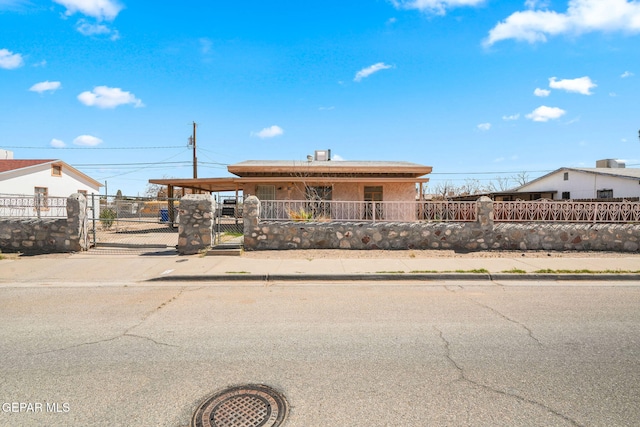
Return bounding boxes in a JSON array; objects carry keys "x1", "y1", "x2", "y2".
[{"x1": 191, "y1": 121, "x2": 198, "y2": 179}]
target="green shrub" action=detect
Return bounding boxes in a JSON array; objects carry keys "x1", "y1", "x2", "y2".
[{"x1": 100, "y1": 208, "x2": 117, "y2": 229}]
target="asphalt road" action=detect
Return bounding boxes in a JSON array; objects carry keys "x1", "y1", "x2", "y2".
[{"x1": 0, "y1": 281, "x2": 639, "y2": 427}]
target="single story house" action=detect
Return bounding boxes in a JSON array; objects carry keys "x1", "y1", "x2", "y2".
[
  {"x1": 0, "y1": 154, "x2": 102, "y2": 198},
  {"x1": 149, "y1": 150, "x2": 432, "y2": 203},
  {"x1": 514, "y1": 159, "x2": 640, "y2": 201}
]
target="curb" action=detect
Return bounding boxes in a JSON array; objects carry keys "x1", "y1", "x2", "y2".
[{"x1": 146, "y1": 273, "x2": 640, "y2": 282}]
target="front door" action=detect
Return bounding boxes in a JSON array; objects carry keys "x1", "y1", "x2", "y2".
[{"x1": 364, "y1": 186, "x2": 383, "y2": 220}]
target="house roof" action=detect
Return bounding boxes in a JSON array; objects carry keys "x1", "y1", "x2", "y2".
[
  {"x1": 516, "y1": 167, "x2": 640, "y2": 191},
  {"x1": 0, "y1": 159, "x2": 103, "y2": 188},
  {"x1": 149, "y1": 176, "x2": 431, "y2": 194},
  {"x1": 150, "y1": 159, "x2": 432, "y2": 193},
  {"x1": 228, "y1": 160, "x2": 432, "y2": 178},
  {"x1": 0, "y1": 159, "x2": 55, "y2": 173}
]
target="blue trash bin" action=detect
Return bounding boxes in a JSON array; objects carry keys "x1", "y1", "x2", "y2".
[{"x1": 159, "y1": 208, "x2": 169, "y2": 223}]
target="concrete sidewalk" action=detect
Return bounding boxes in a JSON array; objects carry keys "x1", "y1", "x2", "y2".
[{"x1": 1, "y1": 249, "x2": 640, "y2": 284}]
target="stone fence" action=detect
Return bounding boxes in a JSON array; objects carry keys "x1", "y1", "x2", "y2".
[
  {"x1": 242, "y1": 196, "x2": 640, "y2": 252},
  {"x1": 0, "y1": 194, "x2": 88, "y2": 254}
]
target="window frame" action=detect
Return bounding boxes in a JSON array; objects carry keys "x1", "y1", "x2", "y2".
[{"x1": 51, "y1": 164, "x2": 62, "y2": 177}]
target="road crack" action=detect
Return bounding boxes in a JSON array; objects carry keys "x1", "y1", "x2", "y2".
[
  {"x1": 473, "y1": 299, "x2": 543, "y2": 347},
  {"x1": 446, "y1": 287, "x2": 543, "y2": 347},
  {"x1": 29, "y1": 288, "x2": 185, "y2": 355},
  {"x1": 435, "y1": 326, "x2": 583, "y2": 427}
]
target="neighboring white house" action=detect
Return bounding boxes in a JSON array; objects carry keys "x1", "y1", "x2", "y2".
[
  {"x1": 515, "y1": 159, "x2": 640, "y2": 200},
  {"x1": 0, "y1": 151, "x2": 102, "y2": 200}
]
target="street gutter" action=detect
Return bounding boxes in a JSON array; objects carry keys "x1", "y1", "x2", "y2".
[{"x1": 146, "y1": 273, "x2": 640, "y2": 282}]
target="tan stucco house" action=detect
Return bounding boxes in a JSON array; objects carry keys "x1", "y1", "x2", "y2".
[{"x1": 149, "y1": 150, "x2": 432, "y2": 204}]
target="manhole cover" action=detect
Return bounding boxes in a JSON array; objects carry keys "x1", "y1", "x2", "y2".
[{"x1": 191, "y1": 384, "x2": 288, "y2": 427}]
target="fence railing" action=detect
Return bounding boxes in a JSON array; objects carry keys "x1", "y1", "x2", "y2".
[
  {"x1": 0, "y1": 196, "x2": 68, "y2": 218},
  {"x1": 260, "y1": 200, "x2": 477, "y2": 222},
  {"x1": 493, "y1": 200, "x2": 640, "y2": 223}
]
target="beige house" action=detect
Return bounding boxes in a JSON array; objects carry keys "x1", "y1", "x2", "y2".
[{"x1": 149, "y1": 151, "x2": 432, "y2": 204}]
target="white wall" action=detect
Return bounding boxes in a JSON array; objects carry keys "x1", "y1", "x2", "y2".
[
  {"x1": 0, "y1": 163, "x2": 101, "y2": 197},
  {"x1": 519, "y1": 169, "x2": 640, "y2": 199}
]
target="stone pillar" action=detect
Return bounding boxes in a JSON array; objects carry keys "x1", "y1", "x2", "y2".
[
  {"x1": 476, "y1": 196, "x2": 494, "y2": 229},
  {"x1": 66, "y1": 193, "x2": 88, "y2": 252},
  {"x1": 475, "y1": 196, "x2": 495, "y2": 250},
  {"x1": 177, "y1": 194, "x2": 213, "y2": 255},
  {"x1": 243, "y1": 196, "x2": 260, "y2": 251}
]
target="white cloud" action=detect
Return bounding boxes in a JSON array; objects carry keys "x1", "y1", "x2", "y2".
[
  {"x1": 29, "y1": 81, "x2": 62, "y2": 94},
  {"x1": 391, "y1": 0, "x2": 485, "y2": 15},
  {"x1": 0, "y1": 0, "x2": 30, "y2": 11},
  {"x1": 73, "y1": 135, "x2": 103, "y2": 146},
  {"x1": 331, "y1": 154, "x2": 345, "y2": 161},
  {"x1": 251, "y1": 125, "x2": 284, "y2": 139},
  {"x1": 502, "y1": 113, "x2": 520, "y2": 121},
  {"x1": 549, "y1": 76, "x2": 596, "y2": 95},
  {"x1": 0, "y1": 48, "x2": 24, "y2": 69},
  {"x1": 53, "y1": 0, "x2": 123, "y2": 21},
  {"x1": 485, "y1": 0, "x2": 640, "y2": 46},
  {"x1": 354, "y1": 62, "x2": 393, "y2": 82},
  {"x1": 534, "y1": 88, "x2": 550, "y2": 97},
  {"x1": 76, "y1": 20, "x2": 119, "y2": 39},
  {"x1": 525, "y1": 0, "x2": 550, "y2": 9},
  {"x1": 77, "y1": 86, "x2": 144, "y2": 108},
  {"x1": 54, "y1": 1, "x2": 122, "y2": 39},
  {"x1": 50, "y1": 138, "x2": 66, "y2": 148},
  {"x1": 477, "y1": 122, "x2": 491, "y2": 131},
  {"x1": 621, "y1": 71, "x2": 634, "y2": 78},
  {"x1": 526, "y1": 105, "x2": 566, "y2": 122}
]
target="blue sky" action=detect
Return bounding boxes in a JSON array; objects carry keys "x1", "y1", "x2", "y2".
[{"x1": 1, "y1": 0, "x2": 639, "y2": 196}]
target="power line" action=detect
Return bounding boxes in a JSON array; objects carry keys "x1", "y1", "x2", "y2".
[
  {"x1": 2, "y1": 145, "x2": 186, "y2": 150},
  {"x1": 74, "y1": 161, "x2": 193, "y2": 167},
  {"x1": 430, "y1": 170, "x2": 552, "y2": 175}
]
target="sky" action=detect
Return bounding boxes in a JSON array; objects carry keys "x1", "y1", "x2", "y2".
[{"x1": 1, "y1": 0, "x2": 639, "y2": 196}]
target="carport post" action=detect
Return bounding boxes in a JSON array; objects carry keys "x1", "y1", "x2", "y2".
[{"x1": 168, "y1": 185, "x2": 175, "y2": 226}]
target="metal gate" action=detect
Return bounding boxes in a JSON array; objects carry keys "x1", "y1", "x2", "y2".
[
  {"x1": 212, "y1": 195, "x2": 244, "y2": 249},
  {"x1": 88, "y1": 194, "x2": 179, "y2": 254}
]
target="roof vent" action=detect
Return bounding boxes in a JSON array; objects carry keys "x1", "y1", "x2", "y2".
[
  {"x1": 596, "y1": 159, "x2": 625, "y2": 168},
  {"x1": 314, "y1": 150, "x2": 331, "y2": 162}
]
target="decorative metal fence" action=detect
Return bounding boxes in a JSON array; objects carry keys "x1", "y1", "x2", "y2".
[
  {"x1": 260, "y1": 199, "x2": 640, "y2": 224},
  {"x1": 260, "y1": 200, "x2": 477, "y2": 222},
  {"x1": 0, "y1": 195, "x2": 68, "y2": 218},
  {"x1": 493, "y1": 200, "x2": 640, "y2": 223}
]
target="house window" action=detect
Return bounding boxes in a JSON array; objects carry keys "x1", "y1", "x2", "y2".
[
  {"x1": 256, "y1": 185, "x2": 276, "y2": 201},
  {"x1": 51, "y1": 164, "x2": 62, "y2": 177},
  {"x1": 597, "y1": 189, "x2": 613, "y2": 199},
  {"x1": 563, "y1": 172, "x2": 569, "y2": 181},
  {"x1": 562, "y1": 191, "x2": 571, "y2": 200},
  {"x1": 34, "y1": 187, "x2": 48, "y2": 209}
]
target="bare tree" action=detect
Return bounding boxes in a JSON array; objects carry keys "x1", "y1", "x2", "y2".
[
  {"x1": 144, "y1": 183, "x2": 167, "y2": 198},
  {"x1": 512, "y1": 171, "x2": 530, "y2": 187},
  {"x1": 492, "y1": 176, "x2": 513, "y2": 191},
  {"x1": 430, "y1": 181, "x2": 461, "y2": 200}
]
